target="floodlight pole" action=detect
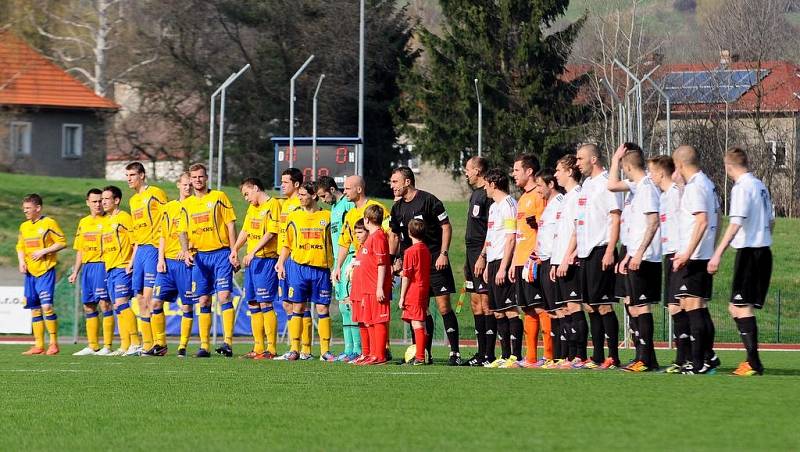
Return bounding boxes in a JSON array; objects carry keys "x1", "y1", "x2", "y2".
[
  {"x1": 214, "y1": 64, "x2": 251, "y2": 189},
  {"x1": 357, "y1": 0, "x2": 365, "y2": 176},
  {"x1": 474, "y1": 78, "x2": 482, "y2": 157},
  {"x1": 208, "y1": 72, "x2": 236, "y2": 184},
  {"x1": 642, "y1": 72, "x2": 671, "y2": 154},
  {"x1": 600, "y1": 77, "x2": 626, "y2": 147},
  {"x1": 615, "y1": 59, "x2": 649, "y2": 145},
  {"x1": 724, "y1": 99, "x2": 730, "y2": 213},
  {"x1": 290, "y1": 55, "x2": 315, "y2": 169},
  {"x1": 312, "y1": 74, "x2": 326, "y2": 179}
]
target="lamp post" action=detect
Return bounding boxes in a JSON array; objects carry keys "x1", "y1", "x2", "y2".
[
  {"x1": 312, "y1": 74, "x2": 326, "y2": 179},
  {"x1": 289, "y1": 55, "x2": 315, "y2": 169},
  {"x1": 474, "y1": 78, "x2": 482, "y2": 157}
]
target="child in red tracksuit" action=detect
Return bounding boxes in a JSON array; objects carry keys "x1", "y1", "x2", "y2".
[
  {"x1": 398, "y1": 219, "x2": 431, "y2": 365},
  {"x1": 349, "y1": 219, "x2": 370, "y2": 364},
  {"x1": 356, "y1": 205, "x2": 392, "y2": 365}
]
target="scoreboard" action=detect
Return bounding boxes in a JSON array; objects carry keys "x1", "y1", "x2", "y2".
[{"x1": 272, "y1": 137, "x2": 360, "y2": 188}]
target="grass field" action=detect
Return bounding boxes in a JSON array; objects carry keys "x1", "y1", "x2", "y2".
[{"x1": 1, "y1": 344, "x2": 799, "y2": 451}]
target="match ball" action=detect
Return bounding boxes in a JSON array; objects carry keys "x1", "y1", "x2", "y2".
[{"x1": 404, "y1": 344, "x2": 428, "y2": 363}]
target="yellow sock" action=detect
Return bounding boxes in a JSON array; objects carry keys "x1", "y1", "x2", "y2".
[
  {"x1": 264, "y1": 308, "x2": 277, "y2": 354},
  {"x1": 127, "y1": 310, "x2": 141, "y2": 346},
  {"x1": 140, "y1": 317, "x2": 153, "y2": 349},
  {"x1": 250, "y1": 307, "x2": 265, "y2": 354},
  {"x1": 117, "y1": 307, "x2": 131, "y2": 350},
  {"x1": 318, "y1": 314, "x2": 331, "y2": 356},
  {"x1": 289, "y1": 314, "x2": 303, "y2": 352},
  {"x1": 301, "y1": 312, "x2": 312, "y2": 354},
  {"x1": 180, "y1": 311, "x2": 193, "y2": 348},
  {"x1": 32, "y1": 312, "x2": 45, "y2": 349},
  {"x1": 43, "y1": 308, "x2": 58, "y2": 345},
  {"x1": 150, "y1": 309, "x2": 165, "y2": 346},
  {"x1": 199, "y1": 307, "x2": 211, "y2": 350},
  {"x1": 86, "y1": 312, "x2": 100, "y2": 350},
  {"x1": 221, "y1": 302, "x2": 235, "y2": 346},
  {"x1": 102, "y1": 311, "x2": 114, "y2": 349}
]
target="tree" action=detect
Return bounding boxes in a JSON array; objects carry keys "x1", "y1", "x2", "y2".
[{"x1": 397, "y1": 0, "x2": 586, "y2": 171}]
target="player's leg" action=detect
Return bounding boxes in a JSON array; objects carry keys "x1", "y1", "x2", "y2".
[
  {"x1": 192, "y1": 254, "x2": 213, "y2": 357},
  {"x1": 731, "y1": 247, "x2": 770, "y2": 376},
  {"x1": 34, "y1": 270, "x2": 59, "y2": 354},
  {"x1": 75, "y1": 264, "x2": 102, "y2": 355},
  {"x1": 22, "y1": 274, "x2": 46, "y2": 355},
  {"x1": 314, "y1": 267, "x2": 334, "y2": 361},
  {"x1": 242, "y1": 262, "x2": 264, "y2": 358},
  {"x1": 431, "y1": 265, "x2": 461, "y2": 365},
  {"x1": 178, "y1": 302, "x2": 194, "y2": 358},
  {"x1": 287, "y1": 301, "x2": 306, "y2": 360},
  {"x1": 503, "y1": 309, "x2": 523, "y2": 368},
  {"x1": 75, "y1": 302, "x2": 100, "y2": 355},
  {"x1": 97, "y1": 300, "x2": 115, "y2": 355},
  {"x1": 411, "y1": 319, "x2": 427, "y2": 363}
]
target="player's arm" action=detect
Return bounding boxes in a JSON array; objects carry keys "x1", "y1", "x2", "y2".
[
  {"x1": 157, "y1": 236, "x2": 167, "y2": 273},
  {"x1": 179, "y1": 232, "x2": 193, "y2": 266},
  {"x1": 32, "y1": 230, "x2": 67, "y2": 260},
  {"x1": 556, "y1": 229, "x2": 577, "y2": 278},
  {"x1": 226, "y1": 220, "x2": 238, "y2": 266},
  {"x1": 496, "y1": 230, "x2": 515, "y2": 286},
  {"x1": 275, "y1": 222, "x2": 293, "y2": 280},
  {"x1": 707, "y1": 222, "x2": 740, "y2": 275},
  {"x1": 629, "y1": 212, "x2": 659, "y2": 271},
  {"x1": 126, "y1": 243, "x2": 138, "y2": 273},
  {"x1": 245, "y1": 232, "x2": 276, "y2": 268},
  {"x1": 607, "y1": 144, "x2": 631, "y2": 192},
  {"x1": 673, "y1": 211, "x2": 707, "y2": 271},
  {"x1": 333, "y1": 220, "x2": 352, "y2": 282},
  {"x1": 68, "y1": 250, "x2": 83, "y2": 284},
  {"x1": 436, "y1": 222, "x2": 452, "y2": 271},
  {"x1": 603, "y1": 210, "x2": 621, "y2": 270},
  {"x1": 232, "y1": 229, "x2": 248, "y2": 261},
  {"x1": 398, "y1": 274, "x2": 410, "y2": 310}
]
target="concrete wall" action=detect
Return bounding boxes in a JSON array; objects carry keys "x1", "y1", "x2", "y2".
[
  {"x1": 106, "y1": 159, "x2": 186, "y2": 182},
  {"x1": 412, "y1": 159, "x2": 471, "y2": 201}
]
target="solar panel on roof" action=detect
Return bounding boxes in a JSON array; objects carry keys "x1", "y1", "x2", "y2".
[{"x1": 662, "y1": 68, "x2": 769, "y2": 104}]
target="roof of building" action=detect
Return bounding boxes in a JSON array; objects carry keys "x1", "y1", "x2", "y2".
[{"x1": 0, "y1": 32, "x2": 118, "y2": 110}]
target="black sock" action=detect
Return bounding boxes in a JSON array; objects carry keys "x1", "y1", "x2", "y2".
[
  {"x1": 672, "y1": 310, "x2": 690, "y2": 365},
  {"x1": 602, "y1": 311, "x2": 620, "y2": 363},
  {"x1": 550, "y1": 317, "x2": 562, "y2": 360},
  {"x1": 687, "y1": 310, "x2": 707, "y2": 370},
  {"x1": 572, "y1": 311, "x2": 588, "y2": 360},
  {"x1": 509, "y1": 316, "x2": 523, "y2": 359},
  {"x1": 638, "y1": 313, "x2": 654, "y2": 367},
  {"x1": 497, "y1": 317, "x2": 511, "y2": 359},
  {"x1": 484, "y1": 315, "x2": 497, "y2": 360},
  {"x1": 564, "y1": 314, "x2": 576, "y2": 360},
  {"x1": 589, "y1": 311, "x2": 605, "y2": 363},
  {"x1": 735, "y1": 316, "x2": 762, "y2": 371},
  {"x1": 629, "y1": 315, "x2": 641, "y2": 362},
  {"x1": 473, "y1": 314, "x2": 486, "y2": 359},
  {"x1": 442, "y1": 311, "x2": 460, "y2": 354},
  {"x1": 425, "y1": 314, "x2": 434, "y2": 357},
  {"x1": 701, "y1": 308, "x2": 716, "y2": 361}
]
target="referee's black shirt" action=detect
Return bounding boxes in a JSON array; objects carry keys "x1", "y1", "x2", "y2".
[{"x1": 390, "y1": 189, "x2": 450, "y2": 258}]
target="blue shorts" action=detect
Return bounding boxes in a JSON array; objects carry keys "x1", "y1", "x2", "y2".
[
  {"x1": 132, "y1": 244, "x2": 158, "y2": 293},
  {"x1": 23, "y1": 268, "x2": 55, "y2": 309},
  {"x1": 286, "y1": 259, "x2": 332, "y2": 305},
  {"x1": 106, "y1": 268, "x2": 132, "y2": 301},
  {"x1": 154, "y1": 258, "x2": 194, "y2": 304},
  {"x1": 192, "y1": 248, "x2": 233, "y2": 297},
  {"x1": 80, "y1": 262, "x2": 109, "y2": 304},
  {"x1": 244, "y1": 257, "x2": 278, "y2": 304}
]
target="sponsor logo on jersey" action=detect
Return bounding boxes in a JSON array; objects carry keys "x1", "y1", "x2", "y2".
[
  {"x1": 192, "y1": 212, "x2": 210, "y2": 224},
  {"x1": 472, "y1": 205, "x2": 480, "y2": 217}
]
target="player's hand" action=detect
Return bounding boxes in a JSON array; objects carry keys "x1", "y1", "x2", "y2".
[
  {"x1": 376, "y1": 287, "x2": 385, "y2": 303},
  {"x1": 482, "y1": 267, "x2": 489, "y2": 284},
  {"x1": 228, "y1": 252, "x2": 239, "y2": 268},
  {"x1": 495, "y1": 265, "x2": 506, "y2": 285},
  {"x1": 398, "y1": 298, "x2": 404, "y2": 310},
  {"x1": 68, "y1": 271, "x2": 77, "y2": 284},
  {"x1": 549, "y1": 265, "x2": 557, "y2": 282},
  {"x1": 672, "y1": 253, "x2": 688, "y2": 271},
  {"x1": 628, "y1": 254, "x2": 642, "y2": 272},
  {"x1": 618, "y1": 255, "x2": 630, "y2": 275},
  {"x1": 176, "y1": 250, "x2": 185, "y2": 261},
  {"x1": 508, "y1": 266, "x2": 517, "y2": 283},
  {"x1": 242, "y1": 253, "x2": 255, "y2": 268},
  {"x1": 332, "y1": 267, "x2": 340, "y2": 285},
  {"x1": 31, "y1": 249, "x2": 47, "y2": 261},
  {"x1": 525, "y1": 215, "x2": 538, "y2": 230},
  {"x1": 157, "y1": 259, "x2": 166, "y2": 273},
  {"x1": 18, "y1": 262, "x2": 27, "y2": 274},
  {"x1": 183, "y1": 253, "x2": 194, "y2": 267},
  {"x1": 392, "y1": 259, "x2": 403, "y2": 274},
  {"x1": 435, "y1": 253, "x2": 448, "y2": 271},
  {"x1": 276, "y1": 262, "x2": 285, "y2": 280},
  {"x1": 601, "y1": 250, "x2": 615, "y2": 271},
  {"x1": 707, "y1": 255, "x2": 721, "y2": 275},
  {"x1": 556, "y1": 262, "x2": 569, "y2": 278},
  {"x1": 613, "y1": 143, "x2": 627, "y2": 162},
  {"x1": 474, "y1": 255, "x2": 486, "y2": 278}
]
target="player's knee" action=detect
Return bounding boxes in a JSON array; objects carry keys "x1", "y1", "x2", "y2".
[
  {"x1": 151, "y1": 300, "x2": 163, "y2": 310},
  {"x1": 83, "y1": 304, "x2": 96, "y2": 314},
  {"x1": 31, "y1": 308, "x2": 42, "y2": 317},
  {"x1": 316, "y1": 304, "x2": 329, "y2": 315}
]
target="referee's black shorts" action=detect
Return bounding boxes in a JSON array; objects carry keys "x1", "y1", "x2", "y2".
[
  {"x1": 428, "y1": 263, "x2": 456, "y2": 297},
  {"x1": 731, "y1": 247, "x2": 772, "y2": 309},
  {"x1": 464, "y1": 248, "x2": 488, "y2": 294}
]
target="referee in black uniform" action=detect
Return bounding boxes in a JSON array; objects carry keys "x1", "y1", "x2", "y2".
[{"x1": 389, "y1": 166, "x2": 462, "y2": 365}]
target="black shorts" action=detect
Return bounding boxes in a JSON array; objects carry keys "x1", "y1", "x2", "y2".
[
  {"x1": 614, "y1": 247, "x2": 628, "y2": 300},
  {"x1": 429, "y1": 264, "x2": 456, "y2": 297},
  {"x1": 662, "y1": 253, "x2": 678, "y2": 305},
  {"x1": 488, "y1": 260, "x2": 517, "y2": 312},
  {"x1": 464, "y1": 249, "x2": 488, "y2": 294},
  {"x1": 556, "y1": 263, "x2": 582, "y2": 305},
  {"x1": 538, "y1": 260, "x2": 560, "y2": 312},
  {"x1": 671, "y1": 259, "x2": 712, "y2": 300},
  {"x1": 731, "y1": 247, "x2": 772, "y2": 309},
  {"x1": 514, "y1": 266, "x2": 545, "y2": 309},
  {"x1": 626, "y1": 260, "x2": 662, "y2": 306},
  {"x1": 580, "y1": 246, "x2": 617, "y2": 305}
]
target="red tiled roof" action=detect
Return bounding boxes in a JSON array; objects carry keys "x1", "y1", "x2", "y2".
[{"x1": 0, "y1": 31, "x2": 118, "y2": 110}]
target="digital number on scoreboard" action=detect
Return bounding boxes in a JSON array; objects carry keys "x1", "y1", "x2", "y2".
[{"x1": 272, "y1": 137, "x2": 360, "y2": 188}]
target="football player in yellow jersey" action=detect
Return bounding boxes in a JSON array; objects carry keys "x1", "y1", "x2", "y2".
[
  {"x1": 100, "y1": 186, "x2": 142, "y2": 356},
  {"x1": 68, "y1": 188, "x2": 113, "y2": 356},
  {"x1": 276, "y1": 182, "x2": 334, "y2": 361},
  {"x1": 16, "y1": 194, "x2": 66, "y2": 356},
  {"x1": 231, "y1": 177, "x2": 281, "y2": 359},
  {"x1": 126, "y1": 162, "x2": 168, "y2": 353},
  {"x1": 180, "y1": 163, "x2": 238, "y2": 358},
  {"x1": 277, "y1": 168, "x2": 316, "y2": 359},
  {"x1": 146, "y1": 172, "x2": 194, "y2": 357}
]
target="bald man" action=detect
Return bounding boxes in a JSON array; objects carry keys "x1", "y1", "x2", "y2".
[{"x1": 670, "y1": 145, "x2": 720, "y2": 374}]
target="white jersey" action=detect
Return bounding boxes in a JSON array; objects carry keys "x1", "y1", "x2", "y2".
[
  {"x1": 551, "y1": 185, "x2": 581, "y2": 265},
  {"x1": 729, "y1": 173, "x2": 773, "y2": 248},
  {"x1": 619, "y1": 180, "x2": 636, "y2": 248},
  {"x1": 485, "y1": 195, "x2": 517, "y2": 262},
  {"x1": 536, "y1": 193, "x2": 564, "y2": 261},
  {"x1": 577, "y1": 170, "x2": 623, "y2": 258},
  {"x1": 659, "y1": 183, "x2": 681, "y2": 255},
  {"x1": 677, "y1": 171, "x2": 719, "y2": 260},
  {"x1": 625, "y1": 176, "x2": 662, "y2": 262}
]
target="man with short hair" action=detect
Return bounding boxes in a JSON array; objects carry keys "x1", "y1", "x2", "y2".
[
  {"x1": 608, "y1": 143, "x2": 663, "y2": 372},
  {"x1": 69, "y1": 188, "x2": 111, "y2": 356},
  {"x1": 708, "y1": 148, "x2": 773, "y2": 376},
  {"x1": 389, "y1": 167, "x2": 462, "y2": 366},
  {"x1": 462, "y1": 156, "x2": 494, "y2": 366},
  {"x1": 316, "y1": 176, "x2": 359, "y2": 360},
  {"x1": 17, "y1": 194, "x2": 66, "y2": 356},
  {"x1": 574, "y1": 144, "x2": 623, "y2": 369},
  {"x1": 180, "y1": 163, "x2": 238, "y2": 358},
  {"x1": 671, "y1": 145, "x2": 720, "y2": 374}
]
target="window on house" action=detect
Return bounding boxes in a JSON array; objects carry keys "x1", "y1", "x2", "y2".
[
  {"x1": 10, "y1": 122, "x2": 32, "y2": 155},
  {"x1": 766, "y1": 140, "x2": 786, "y2": 168},
  {"x1": 62, "y1": 124, "x2": 83, "y2": 158}
]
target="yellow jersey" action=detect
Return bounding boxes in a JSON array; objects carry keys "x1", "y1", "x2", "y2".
[
  {"x1": 129, "y1": 185, "x2": 168, "y2": 247},
  {"x1": 277, "y1": 195, "x2": 301, "y2": 252},
  {"x1": 181, "y1": 190, "x2": 237, "y2": 252},
  {"x1": 101, "y1": 210, "x2": 134, "y2": 270},
  {"x1": 73, "y1": 214, "x2": 106, "y2": 263},
  {"x1": 159, "y1": 199, "x2": 189, "y2": 260},
  {"x1": 16, "y1": 216, "x2": 66, "y2": 277},
  {"x1": 243, "y1": 197, "x2": 281, "y2": 258},
  {"x1": 285, "y1": 208, "x2": 333, "y2": 268},
  {"x1": 339, "y1": 199, "x2": 390, "y2": 252}
]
